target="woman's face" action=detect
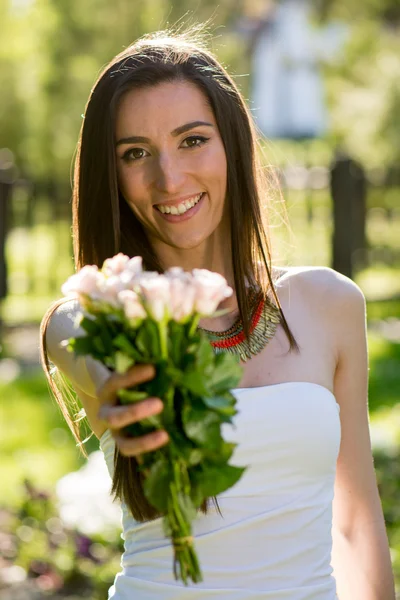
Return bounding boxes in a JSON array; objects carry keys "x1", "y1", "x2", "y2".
[{"x1": 115, "y1": 80, "x2": 228, "y2": 253}]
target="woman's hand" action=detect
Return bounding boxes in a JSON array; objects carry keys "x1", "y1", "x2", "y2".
[{"x1": 96, "y1": 363, "x2": 170, "y2": 458}]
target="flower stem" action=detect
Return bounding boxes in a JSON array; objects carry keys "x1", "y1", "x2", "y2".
[
  {"x1": 188, "y1": 314, "x2": 201, "y2": 339},
  {"x1": 159, "y1": 319, "x2": 168, "y2": 360}
]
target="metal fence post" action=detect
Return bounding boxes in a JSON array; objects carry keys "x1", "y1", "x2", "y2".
[
  {"x1": 330, "y1": 151, "x2": 367, "y2": 279},
  {"x1": 0, "y1": 150, "x2": 16, "y2": 355}
]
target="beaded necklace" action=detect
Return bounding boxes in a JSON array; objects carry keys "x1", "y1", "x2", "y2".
[{"x1": 198, "y1": 286, "x2": 281, "y2": 362}]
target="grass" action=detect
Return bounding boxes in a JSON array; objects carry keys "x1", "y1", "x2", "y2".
[{"x1": 0, "y1": 373, "x2": 101, "y2": 506}]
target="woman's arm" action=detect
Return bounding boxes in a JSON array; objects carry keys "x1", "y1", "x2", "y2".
[
  {"x1": 45, "y1": 299, "x2": 114, "y2": 437},
  {"x1": 329, "y1": 273, "x2": 395, "y2": 599},
  {"x1": 45, "y1": 298, "x2": 110, "y2": 397}
]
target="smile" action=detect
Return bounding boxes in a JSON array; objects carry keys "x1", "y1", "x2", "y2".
[{"x1": 155, "y1": 193, "x2": 203, "y2": 215}]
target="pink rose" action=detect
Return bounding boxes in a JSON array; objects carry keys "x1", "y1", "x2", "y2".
[
  {"x1": 120, "y1": 256, "x2": 144, "y2": 288},
  {"x1": 97, "y1": 275, "x2": 127, "y2": 308},
  {"x1": 102, "y1": 253, "x2": 130, "y2": 276},
  {"x1": 191, "y1": 269, "x2": 233, "y2": 316},
  {"x1": 61, "y1": 265, "x2": 103, "y2": 297},
  {"x1": 138, "y1": 274, "x2": 171, "y2": 322},
  {"x1": 125, "y1": 256, "x2": 143, "y2": 275},
  {"x1": 165, "y1": 268, "x2": 195, "y2": 322},
  {"x1": 118, "y1": 289, "x2": 147, "y2": 325}
]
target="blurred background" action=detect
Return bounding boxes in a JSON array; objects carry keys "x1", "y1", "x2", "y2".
[{"x1": 0, "y1": 0, "x2": 399, "y2": 598}]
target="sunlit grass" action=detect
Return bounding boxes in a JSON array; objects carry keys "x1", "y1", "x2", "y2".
[{"x1": 0, "y1": 373, "x2": 98, "y2": 506}]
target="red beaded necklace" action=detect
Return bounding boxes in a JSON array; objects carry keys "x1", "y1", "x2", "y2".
[{"x1": 198, "y1": 287, "x2": 281, "y2": 362}]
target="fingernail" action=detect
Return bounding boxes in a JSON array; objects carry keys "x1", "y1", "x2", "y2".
[{"x1": 149, "y1": 400, "x2": 163, "y2": 411}]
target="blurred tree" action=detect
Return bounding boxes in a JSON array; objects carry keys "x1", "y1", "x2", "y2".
[
  {"x1": 314, "y1": 0, "x2": 400, "y2": 26},
  {"x1": 0, "y1": 0, "x2": 28, "y2": 160},
  {"x1": 0, "y1": 0, "x2": 247, "y2": 184},
  {"x1": 310, "y1": 0, "x2": 400, "y2": 168}
]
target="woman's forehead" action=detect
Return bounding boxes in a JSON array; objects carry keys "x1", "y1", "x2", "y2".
[{"x1": 115, "y1": 81, "x2": 215, "y2": 137}]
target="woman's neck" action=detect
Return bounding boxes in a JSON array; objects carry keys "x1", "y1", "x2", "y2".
[{"x1": 151, "y1": 222, "x2": 235, "y2": 290}]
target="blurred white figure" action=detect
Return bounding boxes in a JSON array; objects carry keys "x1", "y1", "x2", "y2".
[
  {"x1": 251, "y1": 0, "x2": 346, "y2": 139},
  {"x1": 56, "y1": 450, "x2": 121, "y2": 535}
]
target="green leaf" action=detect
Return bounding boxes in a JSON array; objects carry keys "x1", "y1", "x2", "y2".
[
  {"x1": 168, "y1": 321, "x2": 185, "y2": 364},
  {"x1": 68, "y1": 335, "x2": 95, "y2": 356},
  {"x1": 208, "y1": 353, "x2": 243, "y2": 394},
  {"x1": 182, "y1": 403, "x2": 222, "y2": 448},
  {"x1": 137, "y1": 320, "x2": 161, "y2": 358},
  {"x1": 189, "y1": 481, "x2": 204, "y2": 509},
  {"x1": 195, "y1": 335, "x2": 214, "y2": 372},
  {"x1": 143, "y1": 360, "x2": 170, "y2": 400},
  {"x1": 202, "y1": 394, "x2": 238, "y2": 418},
  {"x1": 79, "y1": 316, "x2": 99, "y2": 335},
  {"x1": 193, "y1": 463, "x2": 247, "y2": 497},
  {"x1": 115, "y1": 352, "x2": 135, "y2": 374},
  {"x1": 135, "y1": 325, "x2": 155, "y2": 358},
  {"x1": 93, "y1": 335, "x2": 106, "y2": 354},
  {"x1": 185, "y1": 448, "x2": 203, "y2": 466},
  {"x1": 164, "y1": 365, "x2": 183, "y2": 385},
  {"x1": 181, "y1": 369, "x2": 210, "y2": 396},
  {"x1": 143, "y1": 458, "x2": 172, "y2": 512},
  {"x1": 113, "y1": 334, "x2": 142, "y2": 360},
  {"x1": 206, "y1": 441, "x2": 236, "y2": 463}
]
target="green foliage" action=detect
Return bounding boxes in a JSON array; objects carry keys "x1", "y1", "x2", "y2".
[
  {"x1": 319, "y1": 17, "x2": 400, "y2": 168},
  {"x1": 314, "y1": 0, "x2": 400, "y2": 24},
  {"x1": 0, "y1": 0, "x2": 246, "y2": 180},
  {"x1": 61, "y1": 299, "x2": 244, "y2": 584},
  {"x1": 368, "y1": 334, "x2": 400, "y2": 413}
]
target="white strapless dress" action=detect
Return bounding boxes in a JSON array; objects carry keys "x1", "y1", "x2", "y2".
[{"x1": 99, "y1": 381, "x2": 341, "y2": 599}]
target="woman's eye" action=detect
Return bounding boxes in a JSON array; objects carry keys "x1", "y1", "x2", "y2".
[
  {"x1": 122, "y1": 148, "x2": 147, "y2": 162},
  {"x1": 181, "y1": 136, "x2": 209, "y2": 149}
]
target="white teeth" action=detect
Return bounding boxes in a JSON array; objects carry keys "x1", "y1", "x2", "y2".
[{"x1": 156, "y1": 193, "x2": 203, "y2": 215}]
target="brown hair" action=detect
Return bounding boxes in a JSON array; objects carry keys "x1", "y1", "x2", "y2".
[{"x1": 39, "y1": 29, "x2": 299, "y2": 522}]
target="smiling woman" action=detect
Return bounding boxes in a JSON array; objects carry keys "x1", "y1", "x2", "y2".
[
  {"x1": 39, "y1": 26, "x2": 395, "y2": 600},
  {"x1": 114, "y1": 82, "x2": 228, "y2": 250}
]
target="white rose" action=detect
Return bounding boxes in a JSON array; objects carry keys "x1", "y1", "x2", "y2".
[
  {"x1": 61, "y1": 265, "x2": 102, "y2": 297},
  {"x1": 165, "y1": 268, "x2": 195, "y2": 322},
  {"x1": 191, "y1": 269, "x2": 233, "y2": 316},
  {"x1": 102, "y1": 253, "x2": 130, "y2": 276},
  {"x1": 96, "y1": 275, "x2": 127, "y2": 308},
  {"x1": 125, "y1": 256, "x2": 143, "y2": 275},
  {"x1": 139, "y1": 274, "x2": 171, "y2": 322},
  {"x1": 118, "y1": 289, "x2": 147, "y2": 323}
]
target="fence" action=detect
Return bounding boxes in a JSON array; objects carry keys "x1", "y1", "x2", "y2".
[{"x1": 0, "y1": 154, "x2": 399, "y2": 322}]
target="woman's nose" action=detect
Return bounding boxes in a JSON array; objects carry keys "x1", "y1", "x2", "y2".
[{"x1": 153, "y1": 153, "x2": 186, "y2": 193}]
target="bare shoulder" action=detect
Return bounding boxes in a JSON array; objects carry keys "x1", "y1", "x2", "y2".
[{"x1": 273, "y1": 265, "x2": 365, "y2": 308}]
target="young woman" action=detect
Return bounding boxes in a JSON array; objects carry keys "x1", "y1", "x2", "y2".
[{"x1": 40, "y1": 30, "x2": 395, "y2": 599}]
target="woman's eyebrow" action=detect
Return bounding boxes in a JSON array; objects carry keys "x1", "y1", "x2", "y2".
[{"x1": 115, "y1": 120, "x2": 214, "y2": 147}]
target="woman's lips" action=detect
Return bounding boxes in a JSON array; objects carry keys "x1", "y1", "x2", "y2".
[{"x1": 153, "y1": 193, "x2": 205, "y2": 223}]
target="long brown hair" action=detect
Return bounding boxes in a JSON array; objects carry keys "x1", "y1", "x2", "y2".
[{"x1": 39, "y1": 29, "x2": 299, "y2": 522}]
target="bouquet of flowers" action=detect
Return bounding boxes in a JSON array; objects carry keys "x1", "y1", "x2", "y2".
[{"x1": 60, "y1": 253, "x2": 247, "y2": 585}]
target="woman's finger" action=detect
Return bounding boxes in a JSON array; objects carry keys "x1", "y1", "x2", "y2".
[
  {"x1": 96, "y1": 363, "x2": 156, "y2": 406},
  {"x1": 99, "y1": 398, "x2": 163, "y2": 429},
  {"x1": 113, "y1": 429, "x2": 170, "y2": 457}
]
